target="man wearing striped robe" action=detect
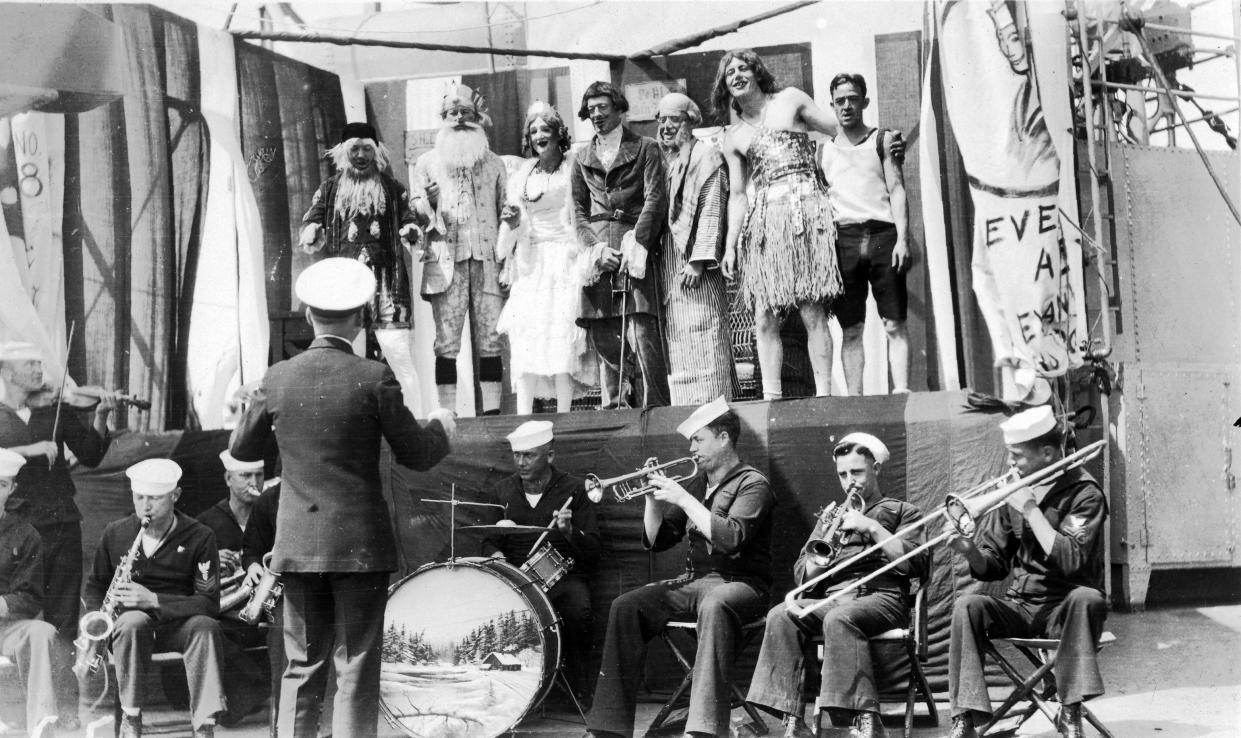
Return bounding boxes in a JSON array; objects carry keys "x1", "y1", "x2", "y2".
[{"x1": 656, "y1": 93, "x2": 738, "y2": 405}]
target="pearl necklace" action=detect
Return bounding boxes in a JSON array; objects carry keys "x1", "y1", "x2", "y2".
[{"x1": 522, "y1": 159, "x2": 561, "y2": 203}]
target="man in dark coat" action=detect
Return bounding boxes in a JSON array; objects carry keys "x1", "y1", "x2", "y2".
[
  {"x1": 944, "y1": 406, "x2": 1108, "y2": 738},
  {"x1": 571, "y1": 81, "x2": 670, "y2": 408},
  {"x1": 300, "y1": 121, "x2": 428, "y2": 413},
  {"x1": 230, "y1": 257, "x2": 454, "y2": 738}
]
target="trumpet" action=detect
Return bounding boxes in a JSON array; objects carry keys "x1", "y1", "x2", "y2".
[
  {"x1": 803, "y1": 489, "x2": 867, "y2": 580},
  {"x1": 584, "y1": 457, "x2": 698, "y2": 502},
  {"x1": 74, "y1": 516, "x2": 150, "y2": 678},
  {"x1": 785, "y1": 440, "x2": 1106, "y2": 622},
  {"x1": 239, "y1": 553, "x2": 284, "y2": 625}
]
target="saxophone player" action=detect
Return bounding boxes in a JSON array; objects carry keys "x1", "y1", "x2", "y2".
[
  {"x1": 0, "y1": 448, "x2": 60, "y2": 736},
  {"x1": 746, "y1": 433, "x2": 927, "y2": 738},
  {"x1": 84, "y1": 459, "x2": 227, "y2": 738}
]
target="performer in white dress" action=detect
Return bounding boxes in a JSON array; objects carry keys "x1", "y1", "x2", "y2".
[{"x1": 496, "y1": 102, "x2": 596, "y2": 414}]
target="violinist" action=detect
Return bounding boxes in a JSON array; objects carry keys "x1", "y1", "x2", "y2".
[{"x1": 0, "y1": 340, "x2": 120, "y2": 725}]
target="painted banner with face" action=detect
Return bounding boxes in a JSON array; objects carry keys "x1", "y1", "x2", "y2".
[{"x1": 934, "y1": 0, "x2": 1086, "y2": 396}]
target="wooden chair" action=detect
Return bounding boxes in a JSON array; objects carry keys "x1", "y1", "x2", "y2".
[
  {"x1": 809, "y1": 586, "x2": 938, "y2": 738},
  {"x1": 978, "y1": 632, "x2": 1116, "y2": 738},
  {"x1": 647, "y1": 618, "x2": 770, "y2": 736}
]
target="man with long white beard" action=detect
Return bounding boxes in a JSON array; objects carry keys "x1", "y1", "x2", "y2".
[
  {"x1": 300, "y1": 122, "x2": 426, "y2": 411},
  {"x1": 412, "y1": 85, "x2": 508, "y2": 415},
  {"x1": 656, "y1": 92, "x2": 736, "y2": 405}
]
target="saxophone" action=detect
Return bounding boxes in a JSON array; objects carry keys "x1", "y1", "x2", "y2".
[
  {"x1": 73, "y1": 516, "x2": 150, "y2": 679},
  {"x1": 238, "y1": 552, "x2": 283, "y2": 625},
  {"x1": 803, "y1": 489, "x2": 866, "y2": 580}
]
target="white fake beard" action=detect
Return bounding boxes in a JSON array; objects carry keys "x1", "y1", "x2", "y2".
[
  {"x1": 660, "y1": 128, "x2": 693, "y2": 161},
  {"x1": 333, "y1": 166, "x2": 387, "y2": 221},
  {"x1": 435, "y1": 124, "x2": 490, "y2": 169}
]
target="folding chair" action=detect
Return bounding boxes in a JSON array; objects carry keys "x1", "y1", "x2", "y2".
[
  {"x1": 979, "y1": 632, "x2": 1116, "y2": 738},
  {"x1": 810, "y1": 586, "x2": 938, "y2": 738},
  {"x1": 647, "y1": 618, "x2": 769, "y2": 736}
]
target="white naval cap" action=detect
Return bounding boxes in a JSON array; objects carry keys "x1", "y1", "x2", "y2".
[
  {"x1": 835, "y1": 432, "x2": 890, "y2": 465},
  {"x1": 219, "y1": 450, "x2": 263, "y2": 473},
  {"x1": 1000, "y1": 405, "x2": 1058, "y2": 445},
  {"x1": 0, "y1": 340, "x2": 42, "y2": 362},
  {"x1": 125, "y1": 458, "x2": 183, "y2": 496},
  {"x1": 0, "y1": 448, "x2": 26, "y2": 478},
  {"x1": 676, "y1": 396, "x2": 730, "y2": 440},
  {"x1": 295, "y1": 258, "x2": 376, "y2": 314},
  {"x1": 507, "y1": 420, "x2": 554, "y2": 452}
]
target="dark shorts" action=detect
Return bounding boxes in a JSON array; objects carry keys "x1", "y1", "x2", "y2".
[{"x1": 833, "y1": 220, "x2": 907, "y2": 328}]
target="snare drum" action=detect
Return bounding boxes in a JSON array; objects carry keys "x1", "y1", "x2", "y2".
[
  {"x1": 380, "y1": 559, "x2": 561, "y2": 738},
  {"x1": 520, "y1": 543, "x2": 573, "y2": 591}
]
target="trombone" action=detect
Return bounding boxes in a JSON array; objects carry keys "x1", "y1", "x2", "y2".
[
  {"x1": 584, "y1": 457, "x2": 699, "y2": 502},
  {"x1": 784, "y1": 439, "x2": 1106, "y2": 622}
]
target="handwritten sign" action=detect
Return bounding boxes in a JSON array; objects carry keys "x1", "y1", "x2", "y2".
[{"x1": 624, "y1": 79, "x2": 687, "y2": 122}]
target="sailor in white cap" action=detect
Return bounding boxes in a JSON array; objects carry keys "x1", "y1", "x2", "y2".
[
  {"x1": 479, "y1": 420, "x2": 600, "y2": 700},
  {"x1": 1, "y1": 338, "x2": 119, "y2": 720},
  {"x1": 413, "y1": 82, "x2": 508, "y2": 415},
  {"x1": 943, "y1": 406, "x2": 1108, "y2": 738},
  {"x1": 198, "y1": 452, "x2": 265, "y2": 601},
  {"x1": 585, "y1": 398, "x2": 774, "y2": 738},
  {"x1": 747, "y1": 430, "x2": 925, "y2": 737},
  {"x1": 87, "y1": 457, "x2": 228, "y2": 737},
  {"x1": 0, "y1": 447, "x2": 61, "y2": 735},
  {"x1": 230, "y1": 256, "x2": 454, "y2": 738}
]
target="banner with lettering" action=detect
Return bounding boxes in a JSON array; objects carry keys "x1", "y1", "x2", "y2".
[{"x1": 930, "y1": 0, "x2": 1086, "y2": 398}]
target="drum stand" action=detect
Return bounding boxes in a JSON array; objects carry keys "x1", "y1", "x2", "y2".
[{"x1": 421, "y1": 484, "x2": 507, "y2": 564}]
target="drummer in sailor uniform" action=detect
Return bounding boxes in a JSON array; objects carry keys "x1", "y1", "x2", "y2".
[
  {"x1": 480, "y1": 420, "x2": 601, "y2": 703},
  {"x1": 230, "y1": 258, "x2": 454, "y2": 738}
]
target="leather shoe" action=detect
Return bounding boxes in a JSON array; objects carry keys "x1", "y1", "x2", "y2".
[
  {"x1": 945, "y1": 713, "x2": 979, "y2": 738},
  {"x1": 192, "y1": 724, "x2": 214, "y2": 738},
  {"x1": 850, "y1": 711, "x2": 886, "y2": 738},
  {"x1": 781, "y1": 714, "x2": 816, "y2": 738},
  {"x1": 119, "y1": 712, "x2": 142, "y2": 738},
  {"x1": 1059, "y1": 703, "x2": 1085, "y2": 738}
]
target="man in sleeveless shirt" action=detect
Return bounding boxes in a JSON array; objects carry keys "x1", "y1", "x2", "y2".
[{"x1": 821, "y1": 73, "x2": 912, "y2": 395}]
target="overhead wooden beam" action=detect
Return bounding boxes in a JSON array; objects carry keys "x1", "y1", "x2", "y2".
[
  {"x1": 627, "y1": 0, "x2": 817, "y2": 59},
  {"x1": 229, "y1": 28, "x2": 626, "y2": 62}
]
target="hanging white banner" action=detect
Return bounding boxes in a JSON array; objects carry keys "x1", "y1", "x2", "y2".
[{"x1": 934, "y1": 0, "x2": 1087, "y2": 399}]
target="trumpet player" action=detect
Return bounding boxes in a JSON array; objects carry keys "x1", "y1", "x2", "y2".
[
  {"x1": 0, "y1": 448, "x2": 60, "y2": 736},
  {"x1": 747, "y1": 432, "x2": 926, "y2": 738},
  {"x1": 195, "y1": 451, "x2": 270, "y2": 725},
  {"x1": 586, "y1": 397, "x2": 775, "y2": 738},
  {"x1": 944, "y1": 406, "x2": 1107, "y2": 738},
  {"x1": 85, "y1": 458, "x2": 226, "y2": 738}
]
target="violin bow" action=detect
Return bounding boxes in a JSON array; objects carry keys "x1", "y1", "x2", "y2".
[{"x1": 47, "y1": 321, "x2": 76, "y2": 469}]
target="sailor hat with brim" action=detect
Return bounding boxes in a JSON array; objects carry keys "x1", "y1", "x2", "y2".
[
  {"x1": 0, "y1": 341, "x2": 42, "y2": 362},
  {"x1": 0, "y1": 448, "x2": 26, "y2": 478},
  {"x1": 295, "y1": 258, "x2": 376, "y2": 315},
  {"x1": 126, "y1": 458, "x2": 183, "y2": 496},
  {"x1": 219, "y1": 450, "x2": 263, "y2": 473},
  {"x1": 676, "y1": 396, "x2": 730, "y2": 440},
  {"x1": 836, "y1": 432, "x2": 891, "y2": 465},
  {"x1": 507, "y1": 420, "x2": 554, "y2": 452},
  {"x1": 1001, "y1": 405, "x2": 1058, "y2": 445}
]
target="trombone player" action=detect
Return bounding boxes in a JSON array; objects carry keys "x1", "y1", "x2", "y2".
[
  {"x1": 747, "y1": 432, "x2": 926, "y2": 738},
  {"x1": 944, "y1": 406, "x2": 1107, "y2": 738}
]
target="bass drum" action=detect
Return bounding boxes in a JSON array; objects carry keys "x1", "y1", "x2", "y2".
[{"x1": 380, "y1": 559, "x2": 561, "y2": 738}]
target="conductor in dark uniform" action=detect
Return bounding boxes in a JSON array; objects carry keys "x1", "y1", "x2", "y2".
[
  {"x1": 480, "y1": 420, "x2": 601, "y2": 702},
  {"x1": 944, "y1": 406, "x2": 1108, "y2": 738},
  {"x1": 230, "y1": 257, "x2": 455, "y2": 738}
]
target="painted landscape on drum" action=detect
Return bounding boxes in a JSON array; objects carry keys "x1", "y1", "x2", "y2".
[{"x1": 381, "y1": 563, "x2": 552, "y2": 738}]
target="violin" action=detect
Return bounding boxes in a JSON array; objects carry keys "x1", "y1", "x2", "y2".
[{"x1": 28, "y1": 384, "x2": 151, "y2": 411}]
